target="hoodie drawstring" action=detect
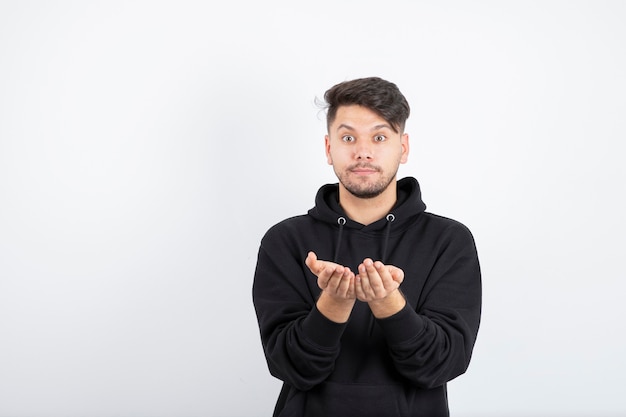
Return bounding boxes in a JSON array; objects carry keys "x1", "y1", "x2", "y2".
[
  {"x1": 381, "y1": 213, "x2": 395, "y2": 264},
  {"x1": 333, "y1": 217, "x2": 346, "y2": 263},
  {"x1": 367, "y1": 213, "x2": 395, "y2": 336}
]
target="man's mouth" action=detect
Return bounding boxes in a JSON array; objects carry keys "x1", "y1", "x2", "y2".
[{"x1": 349, "y1": 164, "x2": 379, "y2": 175}]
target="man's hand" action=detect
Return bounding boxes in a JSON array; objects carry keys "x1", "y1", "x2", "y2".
[
  {"x1": 305, "y1": 251, "x2": 356, "y2": 299},
  {"x1": 355, "y1": 258, "x2": 406, "y2": 318},
  {"x1": 305, "y1": 251, "x2": 356, "y2": 323}
]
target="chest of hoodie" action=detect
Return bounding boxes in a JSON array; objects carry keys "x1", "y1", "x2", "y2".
[
  {"x1": 336, "y1": 226, "x2": 430, "y2": 282},
  {"x1": 311, "y1": 218, "x2": 444, "y2": 308}
]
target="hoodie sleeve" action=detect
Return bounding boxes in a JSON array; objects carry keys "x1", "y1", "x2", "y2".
[
  {"x1": 252, "y1": 221, "x2": 347, "y2": 391},
  {"x1": 376, "y1": 221, "x2": 482, "y2": 389}
]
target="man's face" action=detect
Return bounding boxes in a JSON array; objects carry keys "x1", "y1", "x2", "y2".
[{"x1": 325, "y1": 105, "x2": 409, "y2": 199}]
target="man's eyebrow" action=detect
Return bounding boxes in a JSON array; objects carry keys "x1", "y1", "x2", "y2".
[
  {"x1": 371, "y1": 124, "x2": 393, "y2": 131},
  {"x1": 335, "y1": 123, "x2": 393, "y2": 132},
  {"x1": 336, "y1": 123, "x2": 355, "y2": 131}
]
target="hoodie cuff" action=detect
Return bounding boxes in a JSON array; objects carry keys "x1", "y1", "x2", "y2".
[
  {"x1": 301, "y1": 305, "x2": 348, "y2": 349},
  {"x1": 376, "y1": 303, "x2": 426, "y2": 346}
]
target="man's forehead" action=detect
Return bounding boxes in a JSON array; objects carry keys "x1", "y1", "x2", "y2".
[{"x1": 331, "y1": 105, "x2": 391, "y2": 130}]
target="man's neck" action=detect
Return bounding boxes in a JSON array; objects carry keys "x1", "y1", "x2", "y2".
[{"x1": 338, "y1": 183, "x2": 397, "y2": 226}]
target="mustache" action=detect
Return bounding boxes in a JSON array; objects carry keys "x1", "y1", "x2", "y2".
[{"x1": 348, "y1": 163, "x2": 381, "y2": 171}]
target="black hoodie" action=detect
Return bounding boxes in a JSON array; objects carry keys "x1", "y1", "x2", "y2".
[{"x1": 253, "y1": 177, "x2": 481, "y2": 417}]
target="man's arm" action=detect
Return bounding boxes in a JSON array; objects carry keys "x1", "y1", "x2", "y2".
[
  {"x1": 253, "y1": 229, "x2": 355, "y2": 392},
  {"x1": 358, "y1": 224, "x2": 482, "y2": 390}
]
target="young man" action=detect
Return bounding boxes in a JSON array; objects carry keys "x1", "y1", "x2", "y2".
[{"x1": 253, "y1": 77, "x2": 481, "y2": 417}]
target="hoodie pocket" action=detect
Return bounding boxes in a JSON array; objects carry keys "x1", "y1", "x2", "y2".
[
  {"x1": 304, "y1": 381, "x2": 409, "y2": 417},
  {"x1": 301, "y1": 381, "x2": 449, "y2": 417}
]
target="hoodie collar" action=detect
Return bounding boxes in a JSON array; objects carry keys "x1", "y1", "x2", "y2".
[{"x1": 307, "y1": 177, "x2": 427, "y2": 232}]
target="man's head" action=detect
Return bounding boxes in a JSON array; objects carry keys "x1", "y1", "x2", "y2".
[
  {"x1": 323, "y1": 77, "x2": 410, "y2": 134},
  {"x1": 322, "y1": 77, "x2": 410, "y2": 203}
]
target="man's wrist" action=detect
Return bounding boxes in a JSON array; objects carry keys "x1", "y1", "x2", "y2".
[
  {"x1": 316, "y1": 291, "x2": 356, "y2": 323},
  {"x1": 368, "y1": 289, "x2": 406, "y2": 319}
]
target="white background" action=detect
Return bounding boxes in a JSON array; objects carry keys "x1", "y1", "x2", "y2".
[{"x1": 1, "y1": 1, "x2": 625, "y2": 416}]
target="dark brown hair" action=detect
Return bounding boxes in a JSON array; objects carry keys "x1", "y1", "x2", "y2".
[{"x1": 323, "y1": 77, "x2": 410, "y2": 133}]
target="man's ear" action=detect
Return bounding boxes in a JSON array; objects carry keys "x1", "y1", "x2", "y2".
[
  {"x1": 400, "y1": 133, "x2": 410, "y2": 164},
  {"x1": 325, "y1": 135, "x2": 333, "y2": 165}
]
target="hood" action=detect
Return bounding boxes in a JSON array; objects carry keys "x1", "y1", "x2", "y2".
[{"x1": 307, "y1": 177, "x2": 427, "y2": 232}]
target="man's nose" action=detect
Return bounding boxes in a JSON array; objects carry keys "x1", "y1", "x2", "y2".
[{"x1": 355, "y1": 142, "x2": 373, "y2": 160}]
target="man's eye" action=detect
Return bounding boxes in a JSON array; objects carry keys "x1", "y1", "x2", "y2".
[
  {"x1": 342, "y1": 135, "x2": 355, "y2": 142},
  {"x1": 374, "y1": 135, "x2": 386, "y2": 142}
]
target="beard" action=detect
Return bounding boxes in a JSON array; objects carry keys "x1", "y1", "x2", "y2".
[{"x1": 335, "y1": 163, "x2": 398, "y2": 199}]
